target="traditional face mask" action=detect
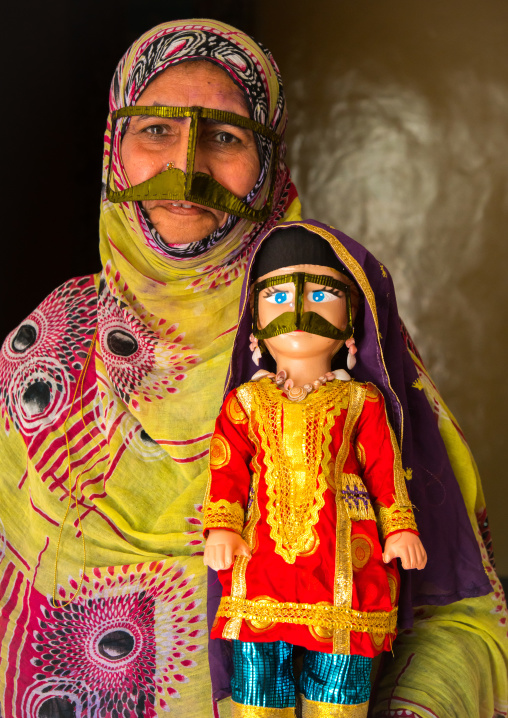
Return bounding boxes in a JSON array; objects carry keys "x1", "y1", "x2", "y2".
[
  {"x1": 252, "y1": 272, "x2": 354, "y2": 343},
  {"x1": 106, "y1": 105, "x2": 280, "y2": 222}
]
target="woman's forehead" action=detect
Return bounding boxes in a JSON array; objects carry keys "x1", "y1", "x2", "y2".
[{"x1": 135, "y1": 61, "x2": 250, "y2": 116}]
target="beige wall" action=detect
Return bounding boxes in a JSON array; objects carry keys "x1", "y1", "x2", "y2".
[{"x1": 257, "y1": 0, "x2": 508, "y2": 574}]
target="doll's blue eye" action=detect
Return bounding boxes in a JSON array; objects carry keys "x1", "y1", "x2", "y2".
[
  {"x1": 265, "y1": 290, "x2": 293, "y2": 305},
  {"x1": 308, "y1": 290, "x2": 337, "y2": 303}
]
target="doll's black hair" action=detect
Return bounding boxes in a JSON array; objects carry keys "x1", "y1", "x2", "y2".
[{"x1": 252, "y1": 226, "x2": 355, "y2": 281}]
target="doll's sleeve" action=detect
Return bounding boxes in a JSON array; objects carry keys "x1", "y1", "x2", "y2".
[
  {"x1": 203, "y1": 388, "x2": 255, "y2": 536},
  {"x1": 354, "y1": 383, "x2": 418, "y2": 539}
]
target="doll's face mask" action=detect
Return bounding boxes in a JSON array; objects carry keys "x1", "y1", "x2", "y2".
[
  {"x1": 253, "y1": 272, "x2": 354, "y2": 343},
  {"x1": 106, "y1": 106, "x2": 280, "y2": 222}
]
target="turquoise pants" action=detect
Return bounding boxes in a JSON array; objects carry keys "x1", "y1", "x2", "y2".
[{"x1": 231, "y1": 640, "x2": 372, "y2": 710}]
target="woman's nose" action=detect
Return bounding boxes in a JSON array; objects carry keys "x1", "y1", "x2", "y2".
[{"x1": 165, "y1": 119, "x2": 191, "y2": 173}]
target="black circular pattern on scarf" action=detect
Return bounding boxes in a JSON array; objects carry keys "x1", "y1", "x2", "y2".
[
  {"x1": 31, "y1": 592, "x2": 156, "y2": 718},
  {"x1": 98, "y1": 282, "x2": 157, "y2": 405},
  {"x1": 97, "y1": 629, "x2": 136, "y2": 660},
  {"x1": 0, "y1": 277, "x2": 97, "y2": 435},
  {"x1": 106, "y1": 328, "x2": 139, "y2": 357},
  {"x1": 11, "y1": 324, "x2": 38, "y2": 353}
]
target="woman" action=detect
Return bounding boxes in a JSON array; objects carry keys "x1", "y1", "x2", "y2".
[
  {"x1": 0, "y1": 20, "x2": 299, "y2": 718},
  {"x1": 0, "y1": 18, "x2": 505, "y2": 718}
]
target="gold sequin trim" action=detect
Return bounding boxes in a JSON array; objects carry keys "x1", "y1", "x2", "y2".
[
  {"x1": 216, "y1": 596, "x2": 397, "y2": 635},
  {"x1": 232, "y1": 702, "x2": 295, "y2": 718},
  {"x1": 333, "y1": 381, "x2": 367, "y2": 654},
  {"x1": 378, "y1": 506, "x2": 418, "y2": 537},
  {"x1": 210, "y1": 435, "x2": 231, "y2": 469},
  {"x1": 203, "y1": 499, "x2": 244, "y2": 534},
  {"x1": 301, "y1": 696, "x2": 368, "y2": 718}
]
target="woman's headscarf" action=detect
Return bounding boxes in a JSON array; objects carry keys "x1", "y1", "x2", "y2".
[
  {"x1": 207, "y1": 220, "x2": 491, "y2": 700},
  {"x1": 98, "y1": 19, "x2": 301, "y2": 443},
  {"x1": 0, "y1": 20, "x2": 301, "y2": 718}
]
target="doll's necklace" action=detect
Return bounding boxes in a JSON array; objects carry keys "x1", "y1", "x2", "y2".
[{"x1": 251, "y1": 368, "x2": 351, "y2": 402}]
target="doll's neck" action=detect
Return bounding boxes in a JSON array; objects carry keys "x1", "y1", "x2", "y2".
[{"x1": 275, "y1": 357, "x2": 333, "y2": 387}]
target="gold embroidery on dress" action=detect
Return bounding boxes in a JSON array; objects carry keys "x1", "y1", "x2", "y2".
[
  {"x1": 333, "y1": 381, "x2": 367, "y2": 654},
  {"x1": 203, "y1": 499, "x2": 244, "y2": 534},
  {"x1": 341, "y1": 474, "x2": 376, "y2": 521},
  {"x1": 351, "y1": 534, "x2": 374, "y2": 571},
  {"x1": 232, "y1": 703, "x2": 296, "y2": 718},
  {"x1": 301, "y1": 696, "x2": 369, "y2": 718},
  {"x1": 378, "y1": 505, "x2": 418, "y2": 537},
  {"x1": 354, "y1": 441, "x2": 366, "y2": 470},
  {"x1": 249, "y1": 379, "x2": 348, "y2": 565},
  {"x1": 226, "y1": 393, "x2": 249, "y2": 424},
  {"x1": 245, "y1": 595, "x2": 278, "y2": 633},
  {"x1": 236, "y1": 384, "x2": 253, "y2": 414},
  {"x1": 217, "y1": 595, "x2": 397, "y2": 635},
  {"x1": 210, "y1": 434, "x2": 231, "y2": 469}
]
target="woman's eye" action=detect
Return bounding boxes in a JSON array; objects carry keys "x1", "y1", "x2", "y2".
[
  {"x1": 144, "y1": 124, "x2": 168, "y2": 135},
  {"x1": 265, "y1": 290, "x2": 293, "y2": 305},
  {"x1": 308, "y1": 290, "x2": 338, "y2": 303},
  {"x1": 216, "y1": 131, "x2": 238, "y2": 144}
]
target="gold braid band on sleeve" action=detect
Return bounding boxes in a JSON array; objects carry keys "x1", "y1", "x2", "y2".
[
  {"x1": 217, "y1": 596, "x2": 397, "y2": 636},
  {"x1": 203, "y1": 498, "x2": 245, "y2": 534},
  {"x1": 378, "y1": 504, "x2": 418, "y2": 538}
]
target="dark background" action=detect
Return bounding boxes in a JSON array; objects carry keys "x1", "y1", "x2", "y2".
[
  {"x1": 2, "y1": 0, "x2": 256, "y2": 339},
  {"x1": 3, "y1": 1, "x2": 507, "y2": 578}
]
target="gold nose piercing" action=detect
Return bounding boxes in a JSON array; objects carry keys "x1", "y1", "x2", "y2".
[{"x1": 166, "y1": 162, "x2": 175, "y2": 169}]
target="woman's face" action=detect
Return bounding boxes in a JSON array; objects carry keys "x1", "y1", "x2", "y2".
[{"x1": 121, "y1": 62, "x2": 260, "y2": 246}]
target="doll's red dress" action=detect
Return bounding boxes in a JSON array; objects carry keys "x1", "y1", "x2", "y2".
[{"x1": 203, "y1": 377, "x2": 418, "y2": 657}]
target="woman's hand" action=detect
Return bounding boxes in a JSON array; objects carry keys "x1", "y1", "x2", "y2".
[
  {"x1": 383, "y1": 531, "x2": 427, "y2": 570},
  {"x1": 203, "y1": 529, "x2": 252, "y2": 571}
]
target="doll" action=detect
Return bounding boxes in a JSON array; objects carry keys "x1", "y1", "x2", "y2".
[{"x1": 203, "y1": 224, "x2": 426, "y2": 717}]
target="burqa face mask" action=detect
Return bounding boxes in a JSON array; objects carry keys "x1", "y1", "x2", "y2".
[
  {"x1": 253, "y1": 271, "x2": 354, "y2": 343},
  {"x1": 107, "y1": 106, "x2": 280, "y2": 222}
]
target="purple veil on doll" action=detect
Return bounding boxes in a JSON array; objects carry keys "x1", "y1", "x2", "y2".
[{"x1": 207, "y1": 220, "x2": 490, "y2": 701}]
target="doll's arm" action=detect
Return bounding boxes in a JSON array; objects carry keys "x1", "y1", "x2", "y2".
[
  {"x1": 383, "y1": 530, "x2": 427, "y2": 570},
  {"x1": 204, "y1": 529, "x2": 251, "y2": 571},
  {"x1": 203, "y1": 390, "x2": 254, "y2": 557},
  {"x1": 355, "y1": 384, "x2": 422, "y2": 551}
]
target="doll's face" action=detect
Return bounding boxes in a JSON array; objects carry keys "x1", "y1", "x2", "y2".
[{"x1": 255, "y1": 264, "x2": 351, "y2": 363}]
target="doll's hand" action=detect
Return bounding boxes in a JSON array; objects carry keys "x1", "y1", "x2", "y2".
[
  {"x1": 203, "y1": 529, "x2": 252, "y2": 571},
  {"x1": 383, "y1": 531, "x2": 427, "y2": 570}
]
